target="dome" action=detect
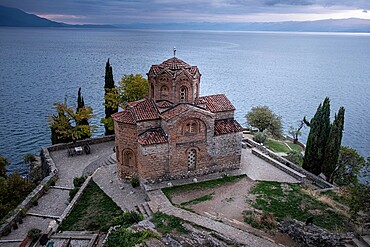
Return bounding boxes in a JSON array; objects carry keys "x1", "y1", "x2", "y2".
[{"x1": 148, "y1": 57, "x2": 200, "y2": 78}]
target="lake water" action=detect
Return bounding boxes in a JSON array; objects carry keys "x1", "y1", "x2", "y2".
[{"x1": 1, "y1": 27, "x2": 370, "y2": 175}]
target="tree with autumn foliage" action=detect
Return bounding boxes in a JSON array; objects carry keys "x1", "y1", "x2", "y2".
[{"x1": 49, "y1": 90, "x2": 96, "y2": 144}]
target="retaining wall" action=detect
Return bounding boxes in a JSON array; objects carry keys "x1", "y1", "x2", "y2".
[
  {"x1": 244, "y1": 138, "x2": 334, "y2": 189},
  {"x1": 0, "y1": 148, "x2": 58, "y2": 237}
]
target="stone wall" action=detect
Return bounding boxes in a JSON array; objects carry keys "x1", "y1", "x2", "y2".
[
  {"x1": 214, "y1": 111, "x2": 235, "y2": 120},
  {"x1": 244, "y1": 138, "x2": 334, "y2": 189},
  {"x1": 114, "y1": 122, "x2": 138, "y2": 178},
  {"x1": 278, "y1": 219, "x2": 353, "y2": 247},
  {"x1": 0, "y1": 147, "x2": 58, "y2": 237},
  {"x1": 138, "y1": 143, "x2": 169, "y2": 181},
  {"x1": 46, "y1": 135, "x2": 115, "y2": 152}
]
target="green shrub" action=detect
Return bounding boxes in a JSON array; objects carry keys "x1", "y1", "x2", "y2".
[
  {"x1": 49, "y1": 177, "x2": 57, "y2": 186},
  {"x1": 253, "y1": 131, "x2": 267, "y2": 144},
  {"x1": 113, "y1": 211, "x2": 144, "y2": 227},
  {"x1": 27, "y1": 228, "x2": 42, "y2": 242},
  {"x1": 151, "y1": 212, "x2": 186, "y2": 234},
  {"x1": 43, "y1": 184, "x2": 50, "y2": 192},
  {"x1": 31, "y1": 198, "x2": 38, "y2": 206},
  {"x1": 104, "y1": 227, "x2": 157, "y2": 247},
  {"x1": 130, "y1": 176, "x2": 140, "y2": 188},
  {"x1": 73, "y1": 176, "x2": 86, "y2": 188},
  {"x1": 244, "y1": 210, "x2": 277, "y2": 230},
  {"x1": 69, "y1": 187, "x2": 79, "y2": 202},
  {"x1": 285, "y1": 150, "x2": 303, "y2": 166}
]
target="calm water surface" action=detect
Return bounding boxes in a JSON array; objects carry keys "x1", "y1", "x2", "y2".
[{"x1": 0, "y1": 28, "x2": 370, "y2": 174}]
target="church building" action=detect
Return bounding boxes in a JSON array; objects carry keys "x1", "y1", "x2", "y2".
[{"x1": 112, "y1": 55, "x2": 243, "y2": 184}]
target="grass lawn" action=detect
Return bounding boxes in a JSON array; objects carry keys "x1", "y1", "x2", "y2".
[
  {"x1": 59, "y1": 180, "x2": 122, "y2": 232},
  {"x1": 265, "y1": 139, "x2": 290, "y2": 153},
  {"x1": 162, "y1": 175, "x2": 245, "y2": 203},
  {"x1": 286, "y1": 142, "x2": 303, "y2": 152},
  {"x1": 249, "y1": 181, "x2": 348, "y2": 232},
  {"x1": 151, "y1": 212, "x2": 186, "y2": 234}
]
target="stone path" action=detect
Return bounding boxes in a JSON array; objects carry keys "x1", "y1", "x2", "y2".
[
  {"x1": 0, "y1": 141, "x2": 115, "y2": 245},
  {"x1": 241, "y1": 148, "x2": 300, "y2": 183},
  {"x1": 92, "y1": 164, "x2": 148, "y2": 211},
  {"x1": 147, "y1": 190, "x2": 280, "y2": 247}
]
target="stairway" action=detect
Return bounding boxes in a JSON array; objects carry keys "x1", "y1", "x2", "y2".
[
  {"x1": 345, "y1": 235, "x2": 370, "y2": 247},
  {"x1": 135, "y1": 202, "x2": 154, "y2": 219}
]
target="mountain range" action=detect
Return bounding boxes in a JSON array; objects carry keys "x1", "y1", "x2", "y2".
[
  {"x1": 1, "y1": 5, "x2": 370, "y2": 32},
  {"x1": 0, "y1": 5, "x2": 112, "y2": 28}
]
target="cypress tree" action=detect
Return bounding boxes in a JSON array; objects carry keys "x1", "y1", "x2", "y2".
[
  {"x1": 103, "y1": 59, "x2": 118, "y2": 135},
  {"x1": 322, "y1": 107, "x2": 345, "y2": 182},
  {"x1": 76, "y1": 88, "x2": 90, "y2": 139},
  {"x1": 303, "y1": 97, "x2": 331, "y2": 175}
]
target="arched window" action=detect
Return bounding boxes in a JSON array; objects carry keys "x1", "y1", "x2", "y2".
[
  {"x1": 188, "y1": 149, "x2": 197, "y2": 171},
  {"x1": 160, "y1": 85, "x2": 169, "y2": 99},
  {"x1": 180, "y1": 86, "x2": 188, "y2": 102},
  {"x1": 123, "y1": 150, "x2": 134, "y2": 167},
  {"x1": 186, "y1": 122, "x2": 197, "y2": 134}
]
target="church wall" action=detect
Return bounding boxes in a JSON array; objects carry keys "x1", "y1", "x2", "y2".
[
  {"x1": 137, "y1": 119, "x2": 161, "y2": 134},
  {"x1": 137, "y1": 143, "x2": 169, "y2": 182},
  {"x1": 114, "y1": 122, "x2": 138, "y2": 177},
  {"x1": 214, "y1": 110, "x2": 235, "y2": 120},
  {"x1": 212, "y1": 132, "x2": 243, "y2": 170}
]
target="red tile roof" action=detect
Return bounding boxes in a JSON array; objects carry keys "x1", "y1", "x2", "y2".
[
  {"x1": 148, "y1": 57, "x2": 199, "y2": 77},
  {"x1": 138, "y1": 128, "x2": 168, "y2": 146},
  {"x1": 161, "y1": 104, "x2": 192, "y2": 121},
  {"x1": 156, "y1": 100, "x2": 173, "y2": 108},
  {"x1": 111, "y1": 110, "x2": 135, "y2": 124},
  {"x1": 128, "y1": 98, "x2": 160, "y2": 122},
  {"x1": 214, "y1": 119, "x2": 243, "y2": 136},
  {"x1": 195, "y1": 94, "x2": 235, "y2": 113}
]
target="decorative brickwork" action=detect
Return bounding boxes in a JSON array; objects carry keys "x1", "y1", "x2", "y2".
[{"x1": 113, "y1": 56, "x2": 243, "y2": 184}]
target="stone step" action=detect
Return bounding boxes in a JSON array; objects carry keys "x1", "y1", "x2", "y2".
[
  {"x1": 134, "y1": 202, "x2": 153, "y2": 219},
  {"x1": 143, "y1": 202, "x2": 153, "y2": 217},
  {"x1": 359, "y1": 235, "x2": 370, "y2": 247},
  {"x1": 353, "y1": 238, "x2": 368, "y2": 247}
]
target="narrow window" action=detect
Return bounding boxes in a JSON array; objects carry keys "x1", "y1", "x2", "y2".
[
  {"x1": 180, "y1": 86, "x2": 187, "y2": 102},
  {"x1": 188, "y1": 149, "x2": 197, "y2": 171}
]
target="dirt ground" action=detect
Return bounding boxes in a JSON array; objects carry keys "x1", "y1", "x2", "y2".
[{"x1": 170, "y1": 176, "x2": 298, "y2": 247}]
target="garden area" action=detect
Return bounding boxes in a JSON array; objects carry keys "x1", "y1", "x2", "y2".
[
  {"x1": 162, "y1": 175, "x2": 353, "y2": 239},
  {"x1": 59, "y1": 180, "x2": 122, "y2": 232}
]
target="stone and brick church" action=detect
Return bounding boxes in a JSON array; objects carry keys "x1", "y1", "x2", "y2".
[{"x1": 112, "y1": 56, "x2": 243, "y2": 184}]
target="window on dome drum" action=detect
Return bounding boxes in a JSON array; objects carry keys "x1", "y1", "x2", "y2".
[
  {"x1": 180, "y1": 86, "x2": 188, "y2": 102},
  {"x1": 160, "y1": 85, "x2": 169, "y2": 99},
  {"x1": 186, "y1": 122, "x2": 197, "y2": 134},
  {"x1": 188, "y1": 149, "x2": 197, "y2": 171}
]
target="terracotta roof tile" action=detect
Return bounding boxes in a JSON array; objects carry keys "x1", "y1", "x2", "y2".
[
  {"x1": 156, "y1": 100, "x2": 173, "y2": 108},
  {"x1": 111, "y1": 110, "x2": 135, "y2": 124},
  {"x1": 148, "y1": 57, "x2": 199, "y2": 77},
  {"x1": 129, "y1": 98, "x2": 160, "y2": 122},
  {"x1": 161, "y1": 104, "x2": 192, "y2": 121},
  {"x1": 195, "y1": 94, "x2": 235, "y2": 113},
  {"x1": 214, "y1": 119, "x2": 243, "y2": 136},
  {"x1": 138, "y1": 128, "x2": 168, "y2": 146}
]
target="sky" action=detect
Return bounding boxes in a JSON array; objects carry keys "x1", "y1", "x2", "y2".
[{"x1": 1, "y1": 0, "x2": 370, "y2": 24}]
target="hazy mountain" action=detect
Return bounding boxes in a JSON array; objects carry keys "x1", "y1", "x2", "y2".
[
  {"x1": 1, "y1": 4, "x2": 369, "y2": 32},
  {"x1": 116, "y1": 18, "x2": 370, "y2": 32},
  {"x1": 0, "y1": 5, "x2": 113, "y2": 28}
]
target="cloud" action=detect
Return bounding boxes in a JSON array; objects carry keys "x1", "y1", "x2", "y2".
[{"x1": 1, "y1": 0, "x2": 370, "y2": 24}]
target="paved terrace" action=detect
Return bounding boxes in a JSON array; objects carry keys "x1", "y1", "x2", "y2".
[
  {"x1": 0, "y1": 141, "x2": 115, "y2": 246},
  {"x1": 0, "y1": 137, "x2": 303, "y2": 246}
]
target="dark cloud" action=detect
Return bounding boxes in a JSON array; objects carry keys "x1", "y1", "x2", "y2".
[{"x1": 1, "y1": 0, "x2": 370, "y2": 24}]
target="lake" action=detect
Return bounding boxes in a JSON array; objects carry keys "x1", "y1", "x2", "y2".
[{"x1": 0, "y1": 27, "x2": 370, "y2": 175}]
